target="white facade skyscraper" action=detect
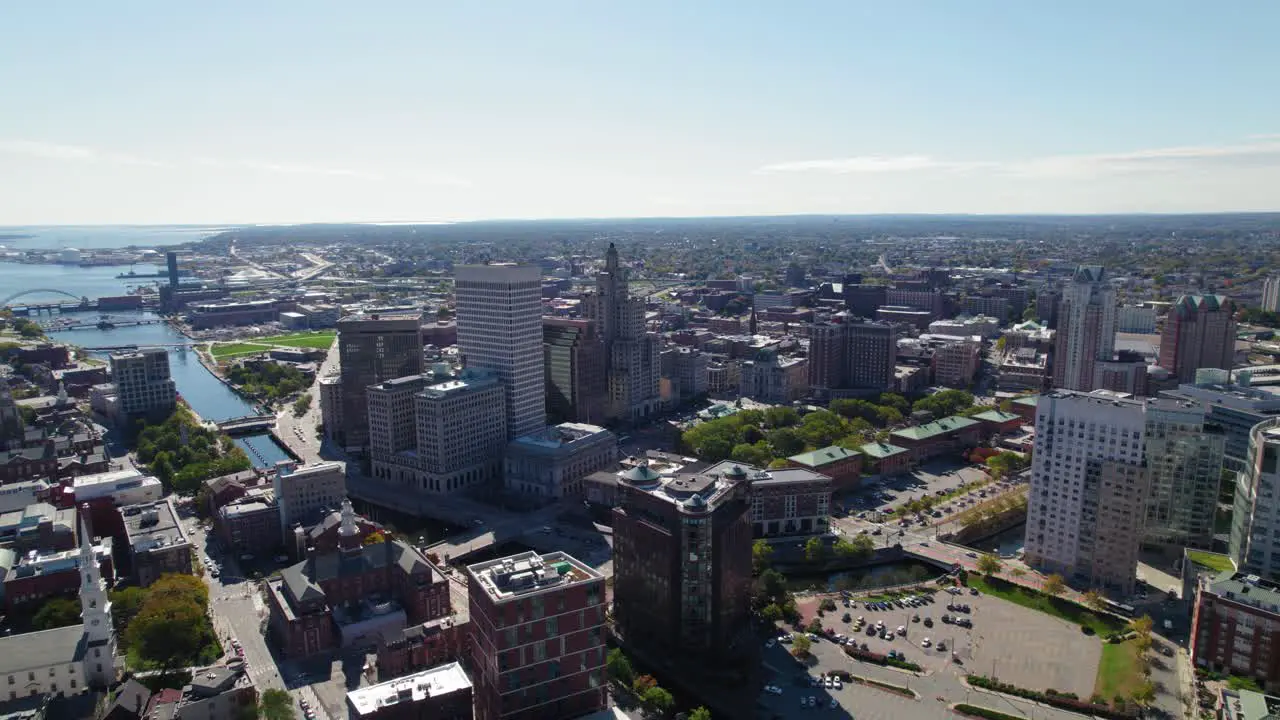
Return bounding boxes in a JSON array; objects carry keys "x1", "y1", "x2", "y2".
[
  {"x1": 1262, "y1": 276, "x2": 1280, "y2": 313},
  {"x1": 1052, "y1": 265, "x2": 1117, "y2": 392},
  {"x1": 456, "y1": 264, "x2": 546, "y2": 438},
  {"x1": 1231, "y1": 418, "x2": 1280, "y2": 578},
  {"x1": 1024, "y1": 390, "x2": 1149, "y2": 594}
]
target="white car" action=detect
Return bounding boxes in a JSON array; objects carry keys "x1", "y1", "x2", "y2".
[
  {"x1": 824, "y1": 676, "x2": 834, "y2": 689},
  {"x1": 922, "y1": 638, "x2": 932, "y2": 647},
  {"x1": 764, "y1": 685, "x2": 782, "y2": 695},
  {"x1": 833, "y1": 677, "x2": 842, "y2": 690}
]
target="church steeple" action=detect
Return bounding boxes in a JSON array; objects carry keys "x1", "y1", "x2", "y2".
[
  {"x1": 337, "y1": 499, "x2": 362, "y2": 555},
  {"x1": 78, "y1": 512, "x2": 112, "y2": 647}
]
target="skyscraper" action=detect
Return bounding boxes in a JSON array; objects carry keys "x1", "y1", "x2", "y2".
[
  {"x1": 1143, "y1": 398, "x2": 1226, "y2": 550},
  {"x1": 1024, "y1": 390, "x2": 1149, "y2": 594},
  {"x1": 581, "y1": 244, "x2": 660, "y2": 423},
  {"x1": 335, "y1": 314, "x2": 424, "y2": 449},
  {"x1": 807, "y1": 321, "x2": 848, "y2": 396},
  {"x1": 543, "y1": 318, "x2": 607, "y2": 425},
  {"x1": 1158, "y1": 294, "x2": 1238, "y2": 383},
  {"x1": 456, "y1": 264, "x2": 546, "y2": 439},
  {"x1": 1052, "y1": 265, "x2": 1117, "y2": 391}
]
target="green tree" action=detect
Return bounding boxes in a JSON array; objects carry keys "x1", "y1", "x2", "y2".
[
  {"x1": 752, "y1": 539, "x2": 774, "y2": 573},
  {"x1": 806, "y1": 617, "x2": 823, "y2": 634},
  {"x1": 876, "y1": 393, "x2": 911, "y2": 415},
  {"x1": 642, "y1": 686, "x2": 675, "y2": 716},
  {"x1": 763, "y1": 406, "x2": 800, "y2": 428},
  {"x1": 688, "y1": 707, "x2": 712, "y2": 720},
  {"x1": 766, "y1": 428, "x2": 805, "y2": 457},
  {"x1": 976, "y1": 554, "x2": 1002, "y2": 576},
  {"x1": 753, "y1": 569, "x2": 790, "y2": 608},
  {"x1": 126, "y1": 574, "x2": 216, "y2": 671},
  {"x1": 829, "y1": 398, "x2": 884, "y2": 425},
  {"x1": 797, "y1": 410, "x2": 848, "y2": 448},
  {"x1": 804, "y1": 537, "x2": 825, "y2": 562},
  {"x1": 632, "y1": 674, "x2": 657, "y2": 695},
  {"x1": 257, "y1": 689, "x2": 296, "y2": 720},
  {"x1": 760, "y1": 604, "x2": 784, "y2": 622},
  {"x1": 1082, "y1": 590, "x2": 1106, "y2": 612},
  {"x1": 607, "y1": 648, "x2": 634, "y2": 686},
  {"x1": 109, "y1": 586, "x2": 149, "y2": 639},
  {"x1": 730, "y1": 441, "x2": 772, "y2": 467},
  {"x1": 791, "y1": 633, "x2": 812, "y2": 657},
  {"x1": 912, "y1": 389, "x2": 976, "y2": 418},
  {"x1": 32, "y1": 596, "x2": 82, "y2": 630},
  {"x1": 1042, "y1": 573, "x2": 1066, "y2": 599},
  {"x1": 292, "y1": 393, "x2": 312, "y2": 417},
  {"x1": 834, "y1": 534, "x2": 874, "y2": 560},
  {"x1": 1131, "y1": 681, "x2": 1156, "y2": 708}
]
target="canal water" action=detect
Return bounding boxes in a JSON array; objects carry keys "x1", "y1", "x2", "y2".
[
  {"x1": 46, "y1": 308, "x2": 292, "y2": 468},
  {"x1": 960, "y1": 522, "x2": 1027, "y2": 557}
]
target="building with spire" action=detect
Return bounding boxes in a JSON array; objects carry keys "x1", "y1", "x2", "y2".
[
  {"x1": 0, "y1": 517, "x2": 118, "y2": 699},
  {"x1": 265, "y1": 500, "x2": 454, "y2": 660},
  {"x1": 582, "y1": 244, "x2": 660, "y2": 423}
]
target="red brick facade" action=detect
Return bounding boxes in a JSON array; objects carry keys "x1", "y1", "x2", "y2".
[{"x1": 375, "y1": 618, "x2": 469, "y2": 680}]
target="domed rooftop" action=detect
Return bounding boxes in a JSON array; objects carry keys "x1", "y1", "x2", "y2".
[
  {"x1": 621, "y1": 465, "x2": 661, "y2": 483},
  {"x1": 723, "y1": 464, "x2": 749, "y2": 480}
]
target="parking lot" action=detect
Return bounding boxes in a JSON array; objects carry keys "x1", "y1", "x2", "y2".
[
  {"x1": 756, "y1": 586, "x2": 1107, "y2": 719},
  {"x1": 838, "y1": 461, "x2": 990, "y2": 516}
]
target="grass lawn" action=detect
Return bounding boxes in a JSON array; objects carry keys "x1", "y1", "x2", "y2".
[
  {"x1": 1187, "y1": 550, "x2": 1235, "y2": 573},
  {"x1": 210, "y1": 342, "x2": 272, "y2": 358},
  {"x1": 269, "y1": 335, "x2": 336, "y2": 349},
  {"x1": 256, "y1": 331, "x2": 336, "y2": 344},
  {"x1": 966, "y1": 575, "x2": 1127, "y2": 636},
  {"x1": 1094, "y1": 640, "x2": 1144, "y2": 700}
]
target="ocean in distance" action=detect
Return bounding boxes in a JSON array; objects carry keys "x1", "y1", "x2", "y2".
[{"x1": 0, "y1": 225, "x2": 231, "y2": 250}]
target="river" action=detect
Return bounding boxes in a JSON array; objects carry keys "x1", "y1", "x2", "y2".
[{"x1": 46, "y1": 309, "x2": 292, "y2": 469}]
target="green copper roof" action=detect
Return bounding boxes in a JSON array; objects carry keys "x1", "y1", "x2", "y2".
[
  {"x1": 788, "y1": 445, "x2": 860, "y2": 467},
  {"x1": 858, "y1": 442, "x2": 908, "y2": 459},
  {"x1": 891, "y1": 415, "x2": 979, "y2": 441}
]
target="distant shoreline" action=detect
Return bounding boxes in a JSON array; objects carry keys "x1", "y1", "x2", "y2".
[{"x1": 0, "y1": 234, "x2": 34, "y2": 241}]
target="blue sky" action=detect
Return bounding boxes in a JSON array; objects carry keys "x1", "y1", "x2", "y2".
[{"x1": 3, "y1": 1, "x2": 1279, "y2": 224}]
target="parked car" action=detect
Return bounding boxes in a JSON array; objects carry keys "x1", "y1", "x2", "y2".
[{"x1": 764, "y1": 685, "x2": 782, "y2": 695}]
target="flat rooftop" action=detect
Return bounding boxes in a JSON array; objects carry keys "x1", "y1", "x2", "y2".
[
  {"x1": 467, "y1": 550, "x2": 601, "y2": 605},
  {"x1": 512, "y1": 422, "x2": 611, "y2": 450},
  {"x1": 347, "y1": 662, "x2": 471, "y2": 717},
  {"x1": 121, "y1": 500, "x2": 188, "y2": 553}
]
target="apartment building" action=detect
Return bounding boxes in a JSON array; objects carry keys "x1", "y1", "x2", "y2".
[
  {"x1": 847, "y1": 322, "x2": 897, "y2": 391},
  {"x1": 611, "y1": 463, "x2": 755, "y2": 669},
  {"x1": 1161, "y1": 375, "x2": 1280, "y2": 471},
  {"x1": 1230, "y1": 419, "x2": 1280, "y2": 579},
  {"x1": 1024, "y1": 390, "x2": 1149, "y2": 594},
  {"x1": 1052, "y1": 265, "x2": 1118, "y2": 392},
  {"x1": 121, "y1": 499, "x2": 192, "y2": 587},
  {"x1": 1159, "y1": 294, "x2": 1238, "y2": 384},
  {"x1": 108, "y1": 348, "x2": 176, "y2": 419},
  {"x1": 1143, "y1": 398, "x2": 1226, "y2": 550},
  {"x1": 466, "y1": 551, "x2": 607, "y2": 720},
  {"x1": 1191, "y1": 572, "x2": 1280, "y2": 691},
  {"x1": 1116, "y1": 305, "x2": 1158, "y2": 334}
]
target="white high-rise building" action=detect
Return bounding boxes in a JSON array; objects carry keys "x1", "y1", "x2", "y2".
[
  {"x1": 1052, "y1": 266, "x2": 1117, "y2": 392},
  {"x1": 1024, "y1": 390, "x2": 1149, "y2": 594},
  {"x1": 1231, "y1": 418, "x2": 1280, "y2": 578},
  {"x1": 1262, "y1": 276, "x2": 1280, "y2": 313},
  {"x1": 455, "y1": 264, "x2": 546, "y2": 438}
]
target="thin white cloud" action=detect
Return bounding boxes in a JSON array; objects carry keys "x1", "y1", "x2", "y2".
[
  {"x1": 0, "y1": 139, "x2": 164, "y2": 167},
  {"x1": 757, "y1": 136, "x2": 1280, "y2": 179},
  {"x1": 193, "y1": 156, "x2": 384, "y2": 180},
  {"x1": 756, "y1": 155, "x2": 992, "y2": 175}
]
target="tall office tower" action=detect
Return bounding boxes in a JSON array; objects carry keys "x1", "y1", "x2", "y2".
[
  {"x1": 1024, "y1": 390, "x2": 1149, "y2": 594},
  {"x1": 581, "y1": 244, "x2": 660, "y2": 424},
  {"x1": 1036, "y1": 290, "x2": 1061, "y2": 328},
  {"x1": 846, "y1": 321, "x2": 897, "y2": 391},
  {"x1": 1143, "y1": 398, "x2": 1226, "y2": 550},
  {"x1": 543, "y1": 318, "x2": 607, "y2": 425},
  {"x1": 611, "y1": 464, "x2": 754, "y2": 669},
  {"x1": 807, "y1": 322, "x2": 848, "y2": 397},
  {"x1": 1052, "y1": 266, "x2": 1117, "y2": 392},
  {"x1": 165, "y1": 250, "x2": 181, "y2": 288},
  {"x1": 466, "y1": 550, "x2": 607, "y2": 720},
  {"x1": 335, "y1": 314, "x2": 424, "y2": 449},
  {"x1": 1231, "y1": 419, "x2": 1280, "y2": 578},
  {"x1": 109, "y1": 347, "x2": 177, "y2": 419},
  {"x1": 1263, "y1": 276, "x2": 1280, "y2": 313},
  {"x1": 1158, "y1": 294, "x2": 1238, "y2": 383},
  {"x1": 456, "y1": 264, "x2": 546, "y2": 439}
]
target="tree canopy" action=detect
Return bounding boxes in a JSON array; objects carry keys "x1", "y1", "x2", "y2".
[
  {"x1": 257, "y1": 689, "x2": 296, "y2": 720},
  {"x1": 124, "y1": 573, "x2": 218, "y2": 671},
  {"x1": 134, "y1": 407, "x2": 252, "y2": 494},
  {"x1": 912, "y1": 389, "x2": 976, "y2": 418},
  {"x1": 32, "y1": 596, "x2": 82, "y2": 630}
]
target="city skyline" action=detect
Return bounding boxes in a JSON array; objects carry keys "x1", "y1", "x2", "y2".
[{"x1": 4, "y1": 2, "x2": 1280, "y2": 224}]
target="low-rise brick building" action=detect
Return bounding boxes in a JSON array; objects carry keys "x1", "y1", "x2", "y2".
[
  {"x1": 347, "y1": 661, "x2": 472, "y2": 720},
  {"x1": 858, "y1": 441, "x2": 912, "y2": 477},
  {"x1": 1191, "y1": 571, "x2": 1280, "y2": 691},
  {"x1": 375, "y1": 617, "x2": 468, "y2": 680},
  {"x1": 890, "y1": 415, "x2": 982, "y2": 463},
  {"x1": 786, "y1": 446, "x2": 862, "y2": 493},
  {"x1": 703, "y1": 461, "x2": 831, "y2": 538},
  {"x1": 971, "y1": 409, "x2": 1024, "y2": 440}
]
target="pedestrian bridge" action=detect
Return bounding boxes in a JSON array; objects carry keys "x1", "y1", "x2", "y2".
[{"x1": 216, "y1": 415, "x2": 276, "y2": 436}]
